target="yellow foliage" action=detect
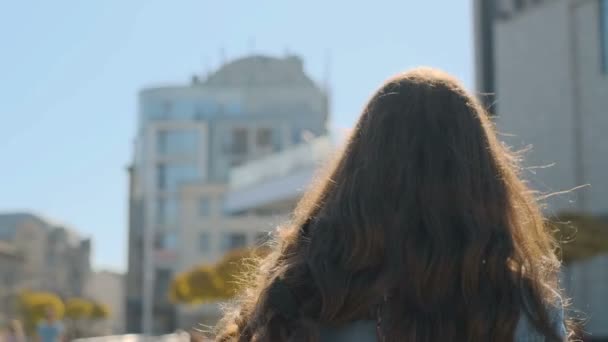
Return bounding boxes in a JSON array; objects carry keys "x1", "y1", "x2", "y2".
[
  {"x1": 552, "y1": 212, "x2": 608, "y2": 264},
  {"x1": 214, "y1": 248, "x2": 260, "y2": 298},
  {"x1": 18, "y1": 291, "x2": 65, "y2": 333},
  {"x1": 169, "y1": 247, "x2": 271, "y2": 304},
  {"x1": 169, "y1": 272, "x2": 192, "y2": 303},
  {"x1": 187, "y1": 266, "x2": 223, "y2": 302},
  {"x1": 90, "y1": 302, "x2": 110, "y2": 320},
  {"x1": 65, "y1": 298, "x2": 93, "y2": 320}
]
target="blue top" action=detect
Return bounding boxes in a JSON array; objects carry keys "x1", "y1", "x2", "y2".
[
  {"x1": 37, "y1": 321, "x2": 64, "y2": 342},
  {"x1": 320, "y1": 303, "x2": 566, "y2": 342}
]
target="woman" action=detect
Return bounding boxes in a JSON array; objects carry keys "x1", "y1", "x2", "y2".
[{"x1": 216, "y1": 68, "x2": 569, "y2": 341}]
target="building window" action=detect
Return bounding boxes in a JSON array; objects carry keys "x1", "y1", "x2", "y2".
[
  {"x1": 157, "y1": 130, "x2": 199, "y2": 156},
  {"x1": 154, "y1": 232, "x2": 177, "y2": 250},
  {"x1": 221, "y1": 233, "x2": 247, "y2": 252},
  {"x1": 255, "y1": 232, "x2": 271, "y2": 245},
  {"x1": 513, "y1": 0, "x2": 524, "y2": 11},
  {"x1": 199, "y1": 198, "x2": 211, "y2": 217},
  {"x1": 157, "y1": 164, "x2": 199, "y2": 192},
  {"x1": 231, "y1": 128, "x2": 248, "y2": 154},
  {"x1": 154, "y1": 268, "x2": 172, "y2": 301},
  {"x1": 199, "y1": 232, "x2": 211, "y2": 253},
  {"x1": 601, "y1": 0, "x2": 608, "y2": 73},
  {"x1": 256, "y1": 128, "x2": 273, "y2": 148},
  {"x1": 161, "y1": 101, "x2": 172, "y2": 118},
  {"x1": 157, "y1": 198, "x2": 177, "y2": 225}
]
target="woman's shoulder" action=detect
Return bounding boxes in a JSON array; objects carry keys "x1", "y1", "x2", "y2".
[
  {"x1": 319, "y1": 320, "x2": 377, "y2": 342},
  {"x1": 319, "y1": 300, "x2": 566, "y2": 342},
  {"x1": 516, "y1": 293, "x2": 567, "y2": 341}
]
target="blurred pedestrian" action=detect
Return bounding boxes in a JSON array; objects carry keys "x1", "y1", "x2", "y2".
[
  {"x1": 36, "y1": 308, "x2": 64, "y2": 342},
  {"x1": 216, "y1": 68, "x2": 570, "y2": 341},
  {"x1": 3, "y1": 320, "x2": 25, "y2": 342}
]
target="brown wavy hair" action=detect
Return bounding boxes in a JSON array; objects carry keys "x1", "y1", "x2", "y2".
[{"x1": 215, "y1": 68, "x2": 567, "y2": 341}]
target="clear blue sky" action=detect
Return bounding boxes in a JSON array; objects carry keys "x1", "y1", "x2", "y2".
[{"x1": 0, "y1": 0, "x2": 472, "y2": 272}]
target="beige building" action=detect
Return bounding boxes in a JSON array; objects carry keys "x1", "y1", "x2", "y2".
[
  {"x1": 0, "y1": 213, "x2": 48, "y2": 290},
  {"x1": 127, "y1": 54, "x2": 329, "y2": 334},
  {"x1": 0, "y1": 240, "x2": 22, "y2": 324},
  {"x1": 0, "y1": 212, "x2": 91, "y2": 298},
  {"x1": 85, "y1": 270, "x2": 125, "y2": 335},
  {"x1": 175, "y1": 136, "x2": 333, "y2": 329},
  {"x1": 175, "y1": 184, "x2": 283, "y2": 329}
]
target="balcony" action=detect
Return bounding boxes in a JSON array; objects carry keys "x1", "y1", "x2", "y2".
[{"x1": 224, "y1": 136, "x2": 333, "y2": 214}]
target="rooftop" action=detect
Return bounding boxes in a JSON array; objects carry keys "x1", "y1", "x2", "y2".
[
  {"x1": 0, "y1": 212, "x2": 88, "y2": 247},
  {"x1": 140, "y1": 54, "x2": 322, "y2": 94},
  {"x1": 202, "y1": 55, "x2": 317, "y2": 88},
  {"x1": 0, "y1": 212, "x2": 49, "y2": 240}
]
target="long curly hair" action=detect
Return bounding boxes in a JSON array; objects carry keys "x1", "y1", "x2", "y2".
[{"x1": 215, "y1": 68, "x2": 567, "y2": 341}]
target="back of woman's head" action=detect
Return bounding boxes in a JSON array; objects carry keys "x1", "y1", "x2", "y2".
[{"x1": 216, "y1": 68, "x2": 565, "y2": 342}]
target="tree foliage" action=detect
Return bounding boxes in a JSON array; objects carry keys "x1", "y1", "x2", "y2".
[
  {"x1": 551, "y1": 212, "x2": 608, "y2": 264},
  {"x1": 65, "y1": 298, "x2": 93, "y2": 320},
  {"x1": 18, "y1": 291, "x2": 65, "y2": 333},
  {"x1": 170, "y1": 247, "x2": 270, "y2": 304},
  {"x1": 90, "y1": 302, "x2": 110, "y2": 320},
  {"x1": 169, "y1": 272, "x2": 191, "y2": 303}
]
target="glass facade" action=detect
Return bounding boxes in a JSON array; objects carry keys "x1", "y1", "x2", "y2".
[
  {"x1": 255, "y1": 232, "x2": 271, "y2": 245},
  {"x1": 256, "y1": 128, "x2": 273, "y2": 148},
  {"x1": 199, "y1": 232, "x2": 210, "y2": 253},
  {"x1": 157, "y1": 130, "x2": 199, "y2": 156},
  {"x1": 154, "y1": 232, "x2": 177, "y2": 250},
  {"x1": 199, "y1": 198, "x2": 211, "y2": 217},
  {"x1": 221, "y1": 232, "x2": 247, "y2": 252},
  {"x1": 157, "y1": 164, "x2": 200, "y2": 192},
  {"x1": 142, "y1": 98, "x2": 243, "y2": 122},
  {"x1": 231, "y1": 128, "x2": 248, "y2": 154},
  {"x1": 157, "y1": 198, "x2": 178, "y2": 225}
]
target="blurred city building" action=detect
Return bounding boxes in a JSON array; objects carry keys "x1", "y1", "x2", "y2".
[
  {"x1": 475, "y1": 0, "x2": 608, "y2": 338},
  {"x1": 0, "y1": 212, "x2": 91, "y2": 329},
  {"x1": 85, "y1": 270, "x2": 125, "y2": 335},
  {"x1": 126, "y1": 54, "x2": 329, "y2": 334},
  {"x1": 0, "y1": 240, "x2": 22, "y2": 324},
  {"x1": 177, "y1": 135, "x2": 334, "y2": 329},
  {"x1": 0, "y1": 212, "x2": 91, "y2": 298}
]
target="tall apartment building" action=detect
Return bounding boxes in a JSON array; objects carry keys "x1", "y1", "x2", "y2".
[
  {"x1": 126, "y1": 55, "x2": 329, "y2": 334},
  {"x1": 474, "y1": 0, "x2": 608, "y2": 337},
  {"x1": 0, "y1": 212, "x2": 91, "y2": 298}
]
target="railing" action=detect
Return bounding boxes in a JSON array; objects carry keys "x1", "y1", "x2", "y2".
[{"x1": 229, "y1": 136, "x2": 332, "y2": 190}]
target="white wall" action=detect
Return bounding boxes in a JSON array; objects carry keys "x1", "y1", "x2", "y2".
[
  {"x1": 495, "y1": 0, "x2": 579, "y2": 212},
  {"x1": 177, "y1": 183, "x2": 283, "y2": 271},
  {"x1": 85, "y1": 271, "x2": 125, "y2": 335},
  {"x1": 493, "y1": 0, "x2": 608, "y2": 335},
  {"x1": 573, "y1": 1, "x2": 608, "y2": 215}
]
